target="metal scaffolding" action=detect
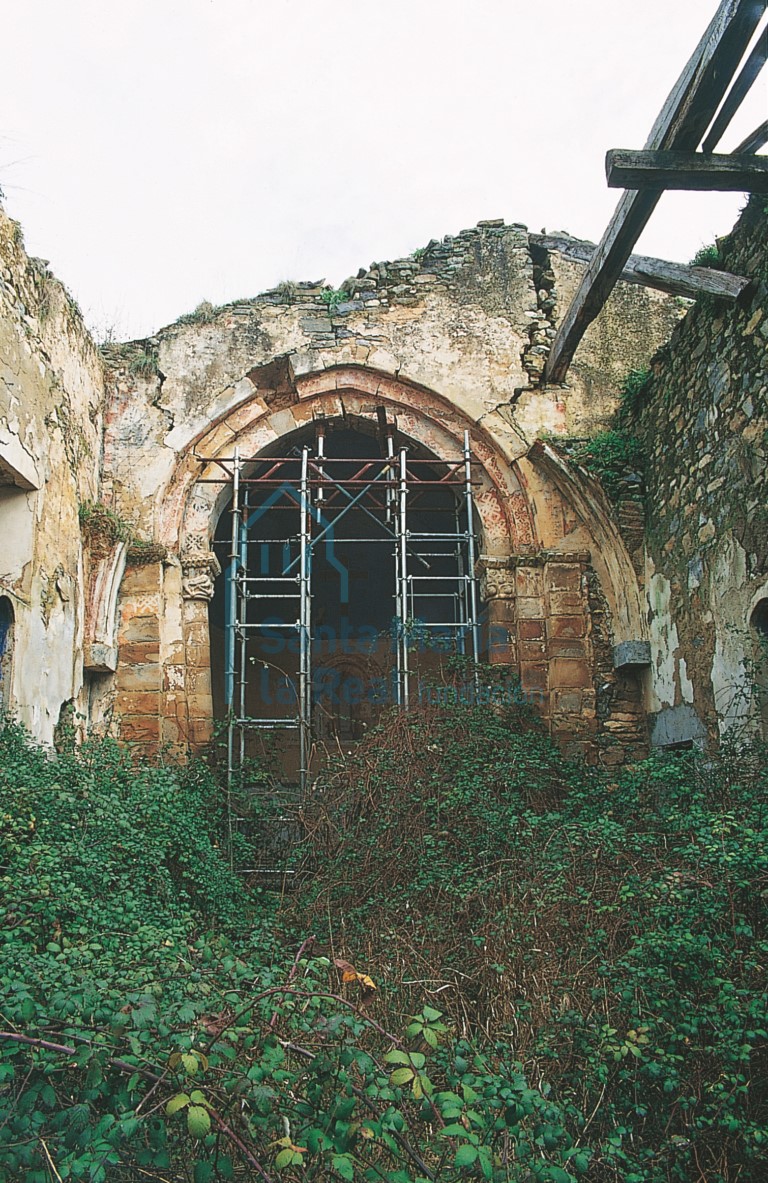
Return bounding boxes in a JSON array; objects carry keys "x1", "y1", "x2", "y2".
[{"x1": 209, "y1": 427, "x2": 480, "y2": 843}]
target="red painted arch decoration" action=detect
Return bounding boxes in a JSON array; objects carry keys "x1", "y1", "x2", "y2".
[{"x1": 158, "y1": 365, "x2": 537, "y2": 557}]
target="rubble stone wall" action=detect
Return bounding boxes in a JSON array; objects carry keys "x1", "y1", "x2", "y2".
[{"x1": 630, "y1": 195, "x2": 768, "y2": 745}]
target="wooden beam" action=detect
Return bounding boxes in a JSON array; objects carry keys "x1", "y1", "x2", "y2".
[
  {"x1": 543, "y1": 0, "x2": 767, "y2": 385},
  {"x1": 530, "y1": 232, "x2": 753, "y2": 301},
  {"x1": 703, "y1": 24, "x2": 768, "y2": 151},
  {"x1": 606, "y1": 148, "x2": 768, "y2": 191},
  {"x1": 734, "y1": 118, "x2": 768, "y2": 151}
]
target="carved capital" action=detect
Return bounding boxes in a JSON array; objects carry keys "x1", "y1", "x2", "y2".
[
  {"x1": 476, "y1": 556, "x2": 516, "y2": 602},
  {"x1": 181, "y1": 550, "x2": 221, "y2": 601}
]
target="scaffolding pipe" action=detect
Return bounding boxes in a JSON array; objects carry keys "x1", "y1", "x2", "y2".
[
  {"x1": 399, "y1": 447, "x2": 410, "y2": 709},
  {"x1": 223, "y1": 437, "x2": 482, "y2": 841},
  {"x1": 226, "y1": 448, "x2": 242, "y2": 868},
  {"x1": 464, "y1": 430, "x2": 480, "y2": 674},
  {"x1": 299, "y1": 446, "x2": 311, "y2": 793}
]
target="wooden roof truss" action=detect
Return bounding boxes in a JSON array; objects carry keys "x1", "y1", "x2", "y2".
[{"x1": 543, "y1": 0, "x2": 768, "y2": 385}]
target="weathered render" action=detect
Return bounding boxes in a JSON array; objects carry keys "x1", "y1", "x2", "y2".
[{"x1": 0, "y1": 208, "x2": 103, "y2": 743}]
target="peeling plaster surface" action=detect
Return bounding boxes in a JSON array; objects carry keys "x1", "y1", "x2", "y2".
[
  {"x1": 633, "y1": 198, "x2": 768, "y2": 745},
  {"x1": 0, "y1": 207, "x2": 103, "y2": 742},
  {"x1": 647, "y1": 566, "x2": 683, "y2": 712},
  {"x1": 709, "y1": 538, "x2": 753, "y2": 737}
]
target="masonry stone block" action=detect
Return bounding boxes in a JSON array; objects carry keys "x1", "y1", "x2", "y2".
[
  {"x1": 517, "y1": 597, "x2": 546, "y2": 619},
  {"x1": 549, "y1": 616, "x2": 586, "y2": 639},
  {"x1": 549, "y1": 658, "x2": 592, "y2": 689},
  {"x1": 548, "y1": 591, "x2": 584, "y2": 615},
  {"x1": 119, "y1": 715, "x2": 161, "y2": 744},
  {"x1": 518, "y1": 619, "x2": 545, "y2": 641},
  {"x1": 115, "y1": 664, "x2": 162, "y2": 693}
]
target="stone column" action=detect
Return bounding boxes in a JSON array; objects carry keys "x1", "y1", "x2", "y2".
[
  {"x1": 179, "y1": 549, "x2": 221, "y2": 750},
  {"x1": 476, "y1": 557, "x2": 517, "y2": 666}
]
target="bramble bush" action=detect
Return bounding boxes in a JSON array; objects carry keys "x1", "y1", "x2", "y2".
[
  {"x1": 288, "y1": 681, "x2": 768, "y2": 1181},
  {"x1": 1, "y1": 689, "x2": 768, "y2": 1182}
]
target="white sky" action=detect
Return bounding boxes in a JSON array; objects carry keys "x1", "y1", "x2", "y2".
[{"x1": 1, "y1": 0, "x2": 766, "y2": 342}]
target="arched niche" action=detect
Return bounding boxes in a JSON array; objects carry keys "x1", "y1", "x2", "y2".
[{"x1": 0, "y1": 596, "x2": 15, "y2": 714}]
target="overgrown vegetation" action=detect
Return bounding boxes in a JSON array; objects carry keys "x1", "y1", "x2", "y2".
[
  {"x1": 79, "y1": 503, "x2": 166, "y2": 565},
  {"x1": 618, "y1": 367, "x2": 652, "y2": 419},
  {"x1": 569, "y1": 431, "x2": 645, "y2": 501},
  {"x1": 2, "y1": 691, "x2": 767, "y2": 1182},
  {"x1": 319, "y1": 287, "x2": 348, "y2": 313},
  {"x1": 178, "y1": 301, "x2": 220, "y2": 326},
  {"x1": 78, "y1": 501, "x2": 133, "y2": 558},
  {"x1": 690, "y1": 244, "x2": 721, "y2": 270},
  {"x1": 129, "y1": 349, "x2": 159, "y2": 378},
  {"x1": 276, "y1": 281, "x2": 298, "y2": 303}
]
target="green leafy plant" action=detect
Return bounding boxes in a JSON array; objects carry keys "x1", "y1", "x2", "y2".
[
  {"x1": 129, "y1": 348, "x2": 159, "y2": 377},
  {"x1": 3, "y1": 706, "x2": 768, "y2": 1181},
  {"x1": 570, "y1": 429, "x2": 644, "y2": 501},
  {"x1": 690, "y1": 243, "x2": 721, "y2": 269},
  {"x1": 319, "y1": 287, "x2": 348, "y2": 313},
  {"x1": 618, "y1": 366, "x2": 652, "y2": 417}
]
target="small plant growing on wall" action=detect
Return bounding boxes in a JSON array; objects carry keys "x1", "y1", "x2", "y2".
[
  {"x1": 178, "y1": 300, "x2": 219, "y2": 325},
  {"x1": 275, "y1": 280, "x2": 298, "y2": 303},
  {"x1": 690, "y1": 242, "x2": 721, "y2": 269},
  {"x1": 129, "y1": 349, "x2": 159, "y2": 378},
  {"x1": 319, "y1": 287, "x2": 347, "y2": 313},
  {"x1": 619, "y1": 366, "x2": 652, "y2": 417},
  {"x1": 571, "y1": 430, "x2": 645, "y2": 502},
  {"x1": 79, "y1": 501, "x2": 133, "y2": 560}
]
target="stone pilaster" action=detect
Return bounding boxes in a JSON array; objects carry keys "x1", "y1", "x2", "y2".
[
  {"x1": 477, "y1": 550, "x2": 597, "y2": 758},
  {"x1": 113, "y1": 561, "x2": 163, "y2": 752},
  {"x1": 476, "y1": 557, "x2": 517, "y2": 667},
  {"x1": 179, "y1": 550, "x2": 221, "y2": 749}
]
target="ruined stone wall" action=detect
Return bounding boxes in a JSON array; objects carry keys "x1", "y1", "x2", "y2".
[
  {"x1": 101, "y1": 219, "x2": 680, "y2": 540},
  {"x1": 630, "y1": 195, "x2": 768, "y2": 745},
  {"x1": 0, "y1": 206, "x2": 103, "y2": 743},
  {"x1": 97, "y1": 218, "x2": 679, "y2": 758}
]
